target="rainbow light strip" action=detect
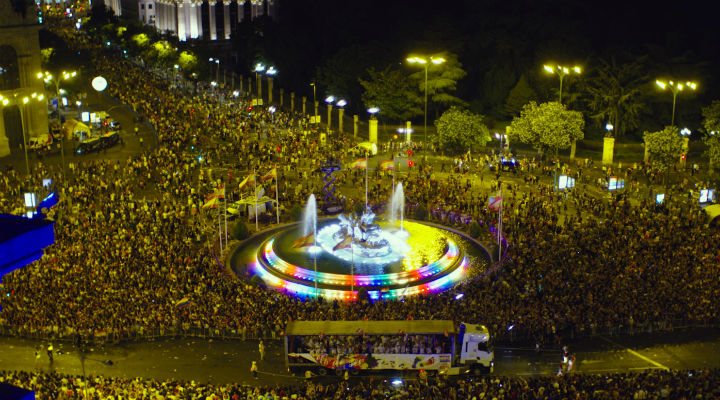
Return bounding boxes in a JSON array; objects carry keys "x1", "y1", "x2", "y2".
[
  {"x1": 261, "y1": 238, "x2": 460, "y2": 287},
  {"x1": 251, "y1": 240, "x2": 469, "y2": 301}
]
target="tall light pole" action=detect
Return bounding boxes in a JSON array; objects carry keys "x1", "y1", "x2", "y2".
[
  {"x1": 656, "y1": 79, "x2": 697, "y2": 126},
  {"x1": 543, "y1": 64, "x2": 582, "y2": 104},
  {"x1": 325, "y1": 95, "x2": 335, "y2": 133},
  {"x1": 336, "y1": 99, "x2": 347, "y2": 134},
  {"x1": 3, "y1": 93, "x2": 44, "y2": 175},
  {"x1": 407, "y1": 55, "x2": 446, "y2": 144},
  {"x1": 310, "y1": 82, "x2": 318, "y2": 123},
  {"x1": 209, "y1": 58, "x2": 220, "y2": 83},
  {"x1": 265, "y1": 66, "x2": 277, "y2": 104},
  {"x1": 253, "y1": 63, "x2": 266, "y2": 103},
  {"x1": 38, "y1": 70, "x2": 77, "y2": 178}
]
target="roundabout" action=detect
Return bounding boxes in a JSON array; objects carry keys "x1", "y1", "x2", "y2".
[{"x1": 232, "y1": 192, "x2": 490, "y2": 301}]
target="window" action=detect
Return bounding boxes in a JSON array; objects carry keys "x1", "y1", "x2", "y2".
[
  {"x1": 148, "y1": 3, "x2": 152, "y2": 9},
  {"x1": 0, "y1": 46, "x2": 20, "y2": 91},
  {"x1": 141, "y1": 4, "x2": 145, "y2": 9}
]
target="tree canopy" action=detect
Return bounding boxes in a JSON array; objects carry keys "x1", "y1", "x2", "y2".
[
  {"x1": 359, "y1": 66, "x2": 422, "y2": 122},
  {"x1": 643, "y1": 126, "x2": 684, "y2": 171},
  {"x1": 508, "y1": 101, "x2": 585, "y2": 154},
  {"x1": 434, "y1": 107, "x2": 491, "y2": 154}
]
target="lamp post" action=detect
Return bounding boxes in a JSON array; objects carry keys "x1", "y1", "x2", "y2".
[
  {"x1": 266, "y1": 66, "x2": 277, "y2": 104},
  {"x1": 253, "y1": 63, "x2": 266, "y2": 103},
  {"x1": 310, "y1": 82, "x2": 318, "y2": 123},
  {"x1": 407, "y1": 55, "x2": 446, "y2": 144},
  {"x1": 209, "y1": 58, "x2": 220, "y2": 83},
  {"x1": 656, "y1": 79, "x2": 697, "y2": 126},
  {"x1": 494, "y1": 132, "x2": 507, "y2": 160},
  {"x1": 325, "y1": 95, "x2": 335, "y2": 133},
  {"x1": 3, "y1": 93, "x2": 45, "y2": 175},
  {"x1": 39, "y1": 70, "x2": 77, "y2": 178},
  {"x1": 336, "y1": 99, "x2": 347, "y2": 134},
  {"x1": 543, "y1": 64, "x2": 582, "y2": 104}
]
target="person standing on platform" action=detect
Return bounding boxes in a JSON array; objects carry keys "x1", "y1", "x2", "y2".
[{"x1": 251, "y1": 360, "x2": 258, "y2": 379}]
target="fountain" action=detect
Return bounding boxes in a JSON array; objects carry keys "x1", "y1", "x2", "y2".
[
  {"x1": 233, "y1": 189, "x2": 489, "y2": 301},
  {"x1": 389, "y1": 183, "x2": 405, "y2": 232}
]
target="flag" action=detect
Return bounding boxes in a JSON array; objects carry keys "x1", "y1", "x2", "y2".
[
  {"x1": 238, "y1": 174, "x2": 255, "y2": 190},
  {"x1": 349, "y1": 158, "x2": 367, "y2": 169},
  {"x1": 292, "y1": 232, "x2": 315, "y2": 248},
  {"x1": 202, "y1": 196, "x2": 219, "y2": 209},
  {"x1": 175, "y1": 296, "x2": 191, "y2": 308},
  {"x1": 488, "y1": 196, "x2": 503, "y2": 212},
  {"x1": 333, "y1": 236, "x2": 353, "y2": 251},
  {"x1": 214, "y1": 184, "x2": 225, "y2": 199},
  {"x1": 261, "y1": 167, "x2": 277, "y2": 182},
  {"x1": 379, "y1": 160, "x2": 395, "y2": 171}
]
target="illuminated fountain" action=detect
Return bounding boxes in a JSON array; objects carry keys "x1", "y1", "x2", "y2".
[{"x1": 235, "y1": 189, "x2": 489, "y2": 301}]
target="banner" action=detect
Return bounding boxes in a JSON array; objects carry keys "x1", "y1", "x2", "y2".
[
  {"x1": 261, "y1": 168, "x2": 277, "y2": 182},
  {"x1": 488, "y1": 196, "x2": 502, "y2": 212},
  {"x1": 238, "y1": 174, "x2": 255, "y2": 190},
  {"x1": 349, "y1": 159, "x2": 367, "y2": 169},
  {"x1": 379, "y1": 160, "x2": 395, "y2": 171},
  {"x1": 289, "y1": 352, "x2": 452, "y2": 371}
]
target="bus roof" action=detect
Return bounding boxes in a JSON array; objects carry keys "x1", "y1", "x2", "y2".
[{"x1": 285, "y1": 320, "x2": 456, "y2": 336}]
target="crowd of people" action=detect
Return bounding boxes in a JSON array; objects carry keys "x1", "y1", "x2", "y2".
[
  {"x1": 2, "y1": 368, "x2": 720, "y2": 399},
  {"x1": 0, "y1": 15, "x2": 719, "y2": 395}
]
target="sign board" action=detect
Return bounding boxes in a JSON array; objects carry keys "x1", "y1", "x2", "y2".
[
  {"x1": 608, "y1": 177, "x2": 625, "y2": 190},
  {"x1": 558, "y1": 175, "x2": 575, "y2": 190},
  {"x1": 656, "y1": 193, "x2": 665, "y2": 205},
  {"x1": 700, "y1": 189, "x2": 716, "y2": 204}
]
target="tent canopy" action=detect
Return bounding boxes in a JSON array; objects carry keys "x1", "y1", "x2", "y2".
[{"x1": 705, "y1": 204, "x2": 720, "y2": 224}]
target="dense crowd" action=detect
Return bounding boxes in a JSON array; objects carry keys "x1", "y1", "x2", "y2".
[
  {"x1": 2, "y1": 368, "x2": 720, "y2": 399},
  {"x1": 0, "y1": 16, "x2": 719, "y2": 367}
]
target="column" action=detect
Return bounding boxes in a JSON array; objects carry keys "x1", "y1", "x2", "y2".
[
  {"x1": 267, "y1": 77, "x2": 273, "y2": 104},
  {"x1": 208, "y1": 1, "x2": 217, "y2": 40},
  {"x1": 0, "y1": 110, "x2": 9, "y2": 158},
  {"x1": 405, "y1": 121, "x2": 412, "y2": 143},
  {"x1": 602, "y1": 136, "x2": 615, "y2": 165},
  {"x1": 301, "y1": 96, "x2": 306, "y2": 115},
  {"x1": 338, "y1": 108, "x2": 344, "y2": 134},
  {"x1": 177, "y1": 2, "x2": 186, "y2": 40},
  {"x1": 369, "y1": 118, "x2": 378, "y2": 144},
  {"x1": 279, "y1": 89, "x2": 284, "y2": 107},
  {"x1": 223, "y1": 1, "x2": 231, "y2": 39},
  {"x1": 353, "y1": 115, "x2": 358, "y2": 137},
  {"x1": 191, "y1": 2, "x2": 201, "y2": 39},
  {"x1": 290, "y1": 92, "x2": 295, "y2": 112}
]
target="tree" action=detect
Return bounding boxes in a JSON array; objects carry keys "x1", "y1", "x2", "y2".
[
  {"x1": 408, "y1": 52, "x2": 467, "y2": 113},
  {"x1": 503, "y1": 74, "x2": 536, "y2": 118},
  {"x1": 434, "y1": 107, "x2": 491, "y2": 154},
  {"x1": 509, "y1": 101, "x2": 585, "y2": 154},
  {"x1": 230, "y1": 221, "x2": 250, "y2": 241},
  {"x1": 583, "y1": 58, "x2": 648, "y2": 138},
  {"x1": 643, "y1": 126, "x2": 683, "y2": 171},
  {"x1": 359, "y1": 66, "x2": 422, "y2": 122},
  {"x1": 702, "y1": 100, "x2": 720, "y2": 134},
  {"x1": 701, "y1": 101, "x2": 720, "y2": 170}
]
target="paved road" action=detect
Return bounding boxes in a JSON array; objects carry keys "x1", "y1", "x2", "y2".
[{"x1": 2, "y1": 329, "x2": 719, "y2": 386}]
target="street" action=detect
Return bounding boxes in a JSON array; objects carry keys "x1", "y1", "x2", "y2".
[{"x1": 1, "y1": 328, "x2": 718, "y2": 386}]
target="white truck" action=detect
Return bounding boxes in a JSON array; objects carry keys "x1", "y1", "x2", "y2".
[{"x1": 284, "y1": 320, "x2": 493, "y2": 376}]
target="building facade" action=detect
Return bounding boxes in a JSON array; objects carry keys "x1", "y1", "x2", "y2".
[
  {"x1": 0, "y1": 1, "x2": 49, "y2": 158},
  {"x1": 142, "y1": 0, "x2": 275, "y2": 41}
]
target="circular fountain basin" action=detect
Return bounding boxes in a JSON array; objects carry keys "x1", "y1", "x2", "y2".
[{"x1": 232, "y1": 219, "x2": 490, "y2": 301}]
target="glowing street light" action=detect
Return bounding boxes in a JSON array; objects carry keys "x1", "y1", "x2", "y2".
[
  {"x1": 407, "y1": 54, "x2": 446, "y2": 143},
  {"x1": 367, "y1": 107, "x2": 380, "y2": 116},
  {"x1": 209, "y1": 58, "x2": 220, "y2": 82},
  {"x1": 543, "y1": 63, "x2": 582, "y2": 104},
  {"x1": 656, "y1": 79, "x2": 698, "y2": 126}
]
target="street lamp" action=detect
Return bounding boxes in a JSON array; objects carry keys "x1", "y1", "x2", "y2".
[
  {"x1": 38, "y1": 70, "x2": 77, "y2": 178},
  {"x1": 325, "y1": 95, "x2": 335, "y2": 133},
  {"x1": 367, "y1": 107, "x2": 380, "y2": 116},
  {"x1": 656, "y1": 79, "x2": 698, "y2": 126},
  {"x1": 543, "y1": 64, "x2": 582, "y2": 104},
  {"x1": 209, "y1": 58, "x2": 220, "y2": 83},
  {"x1": 310, "y1": 82, "x2": 318, "y2": 124},
  {"x1": 253, "y1": 63, "x2": 266, "y2": 103},
  {"x1": 1, "y1": 92, "x2": 44, "y2": 175},
  {"x1": 336, "y1": 99, "x2": 347, "y2": 134},
  {"x1": 407, "y1": 55, "x2": 446, "y2": 144}
]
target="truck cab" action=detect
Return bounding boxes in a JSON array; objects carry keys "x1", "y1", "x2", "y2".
[{"x1": 458, "y1": 323, "x2": 494, "y2": 373}]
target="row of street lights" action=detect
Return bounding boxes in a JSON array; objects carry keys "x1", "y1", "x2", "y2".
[{"x1": 1, "y1": 92, "x2": 45, "y2": 176}]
